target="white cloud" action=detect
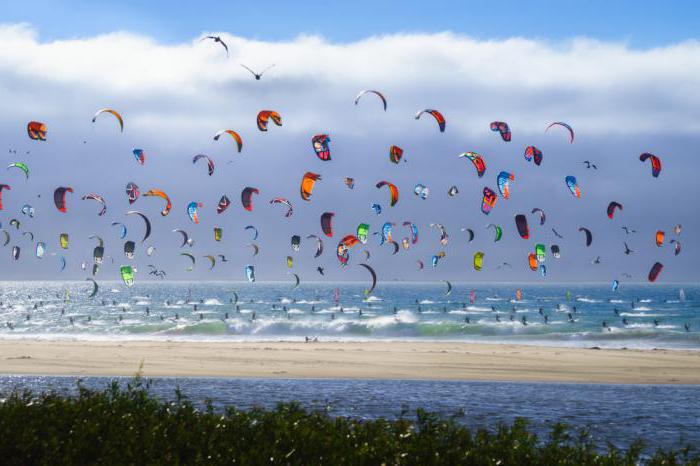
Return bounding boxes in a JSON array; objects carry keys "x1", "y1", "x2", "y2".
[{"x1": 1, "y1": 24, "x2": 699, "y2": 140}]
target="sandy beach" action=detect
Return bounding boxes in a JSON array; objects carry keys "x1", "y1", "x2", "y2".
[{"x1": 0, "y1": 339, "x2": 698, "y2": 384}]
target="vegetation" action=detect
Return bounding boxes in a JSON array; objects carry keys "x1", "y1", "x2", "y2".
[{"x1": 0, "y1": 378, "x2": 696, "y2": 465}]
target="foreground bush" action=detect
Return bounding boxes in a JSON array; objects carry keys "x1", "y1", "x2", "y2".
[{"x1": 0, "y1": 379, "x2": 696, "y2": 465}]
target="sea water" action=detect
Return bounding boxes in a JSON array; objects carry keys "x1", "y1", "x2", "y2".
[{"x1": 0, "y1": 281, "x2": 697, "y2": 349}]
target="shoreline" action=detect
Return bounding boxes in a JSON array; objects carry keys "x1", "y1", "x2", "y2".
[{"x1": 1, "y1": 340, "x2": 699, "y2": 384}]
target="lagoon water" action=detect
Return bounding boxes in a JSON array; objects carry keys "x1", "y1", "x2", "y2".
[
  {"x1": 0, "y1": 375, "x2": 697, "y2": 452},
  {"x1": 0, "y1": 281, "x2": 697, "y2": 349}
]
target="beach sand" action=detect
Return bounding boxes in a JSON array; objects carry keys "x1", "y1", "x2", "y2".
[{"x1": 1, "y1": 340, "x2": 699, "y2": 384}]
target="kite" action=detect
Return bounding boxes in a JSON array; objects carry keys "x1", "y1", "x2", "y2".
[
  {"x1": 565, "y1": 176, "x2": 581, "y2": 198},
  {"x1": 579, "y1": 227, "x2": 592, "y2": 247},
  {"x1": 241, "y1": 187, "x2": 259, "y2": 211},
  {"x1": 515, "y1": 214, "x2": 529, "y2": 239},
  {"x1": 126, "y1": 210, "x2": 151, "y2": 243},
  {"x1": 607, "y1": 202, "x2": 623, "y2": 219},
  {"x1": 213, "y1": 130, "x2": 243, "y2": 153},
  {"x1": 490, "y1": 121, "x2": 511, "y2": 141},
  {"x1": 389, "y1": 145, "x2": 404, "y2": 164},
  {"x1": 639, "y1": 153, "x2": 661, "y2": 177},
  {"x1": 354, "y1": 90, "x2": 387, "y2": 111},
  {"x1": 126, "y1": 182, "x2": 140, "y2": 205},
  {"x1": 92, "y1": 108, "x2": 124, "y2": 132},
  {"x1": 53, "y1": 187, "x2": 73, "y2": 213},
  {"x1": 27, "y1": 121, "x2": 47, "y2": 141},
  {"x1": 415, "y1": 109, "x2": 445, "y2": 132},
  {"x1": 187, "y1": 202, "x2": 202, "y2": 224},
  {"x1": 473, "y1": 252, "x2": 484, "y2": 271},
  {"x1": 356, "y1": 223, "x2": 370, "y2": 244},
  {"x1": 193, "y1": 154, "x2": 215, "y2": 176},
  {"x1": 270, "y1": 197, "x2": 294, "y2": 217},
  {"x1": 524, "y1": 146, "x2": 543, "y2": 165},
  {"x1": 648, "y1": 262, "x2": 663, "y2": 282},
  {"x1": 7, "y1": 162, "x2": 29, "y2": 179},
  {"x1": 257, "y1": 110, "x2": 282, "y2": 131},
  {"x1": 82, "y1": 193, "x2": 107, "y2": 216},
  {"x1": 301, "y1": 173, "x2": 321, "y2": 201},
  {"x1": 358, "y1": 264, "x2": 377, "y2": 294},
  {"x1": 132, "y1": 149, "x2": 145, "y2": 165},
  {"x1": 545, "y1": 122, "x2": 574, "y2": 143},
  {"x1": 143, "y1": 189, "x2": 172, "y2": 216},
  {"x1": 312, "y1": 134, "x2": 331, "y2": 161},
  {"x1": 496, "y1": 171, "x2": 514, "y2": 198},
  {"x1": 321, "y1": 212, "x2": 335, "y2": 237},
  {"x1": 376, "y1": 181, "x2": 399, "y2": 206},
  {"x1": 217, "y1": 195, "x2": 231, "y2": 214},
  {"x1": 481, "y1": 187, "x2": 497, "y2": 214},
  {"x1": 459, "y1": 152, "x2": 486, "y2": 177}
]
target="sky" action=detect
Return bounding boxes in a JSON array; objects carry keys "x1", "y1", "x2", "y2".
[{"x1": 0, "y1": 2, "x2": 698, "y2": 284}]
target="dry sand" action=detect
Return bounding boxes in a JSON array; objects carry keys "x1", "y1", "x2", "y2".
[{"x1": 1, "y1": 339, "x2": 698, "y2": 384}]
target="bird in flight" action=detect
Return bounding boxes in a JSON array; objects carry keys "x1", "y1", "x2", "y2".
[
  {"x1": 316, "y1": 266, "x2": 325, "y2": 276},
  {"x1": 592, "y1": 256, "x2": 602, "y2": 264},
  {"x1": 623, "y1": 242, "x2": 634, "y2": 255},
  {"x1": 621, "y1": 226, "x2": 636, "y2": 234},
  {"x1": 582, "y1": 161, "x2": 598, "y2": 169},
  {"x1": 240, "y1": 64, "x2": 275, "y2": 80},
  {"x1": 201, "y1": 36, "x2": 229, "y2": 57}
]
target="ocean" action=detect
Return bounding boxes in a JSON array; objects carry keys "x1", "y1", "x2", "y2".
[{"x1": 0, "y1": 281, "x2": 697, "y2": 349}]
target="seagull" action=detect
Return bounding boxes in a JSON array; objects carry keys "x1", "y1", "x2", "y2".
[
  {"x1": 218, "y1": 254, "x2": 229, "y2": 262},
  {"x1": 201, "y1": 36, "x2": 229, "y2": 57},
  {"x1": 316, "y1": 266, "x2": 325, "y2": 276},
  {"x1": 623, "y1": 242, "x2": 634, "y2": 255},
  {"x1": 592, "y1": 256, "x2": 602, "y2": 264},
  {"x1": 621, "y1": 226, "x2": 636, "y2": 234},
  {"x1": 240, "y1": 64, "x2": 275, "y2": 80},
  {"x1": 622, "y1": 273, "x2": 632, "y2": 278},
  {"x1": 582, "y1": 161, "x2": 598, "y2": 169}
]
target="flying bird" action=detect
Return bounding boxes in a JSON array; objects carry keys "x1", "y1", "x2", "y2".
[
  {"x1": 316, "y1": 266, "x2": 325, "y2": 276},
  {"x1": 621, "y1": 226, "x2": 636, "y2": 234},
  {"x1": 592, "y1": 256, "x2": 602, "y2": 264},
  {"x1": 240, "y1": 64, "x2": 275, "y2": 80},
  {"x1": 582, "y1": 161, "x2": 598, "y2": 169},
  {"x1": 201, "y1": 36, "x2": 229, "y2": 57},
  {"x1": 623, "y1": 242, "x2": 634, "y2": 255}
]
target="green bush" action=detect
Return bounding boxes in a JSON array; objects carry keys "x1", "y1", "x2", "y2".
[{"x1": 0, "y1": 378, "x2": 696, "y2": 465}]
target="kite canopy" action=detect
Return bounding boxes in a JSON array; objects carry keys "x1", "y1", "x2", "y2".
[
  {"x1": 489, "y1": 121, "x2": 511, "y2": 141},
  {"x1": 639, "y1": 153, "x2": 661, "y2": 177},
  {"x1": 354, "y1": 90, "x2": 387, "y2": 111},
  {"x1": 546, "y1": 121, "x2": 574, "y2": 143},
  {"x1": 92, "y1": 108, "x2": 124, "y2": 132},
  {"x1": 53, "y1": 187, "x2": 73, "y2": 213},
  {"x1": 27, "y1": 121, "x2": 47, "y2": 141},
  {"x1": 459, "y1": 152, "x2": 486, "y2": 178},
  {"x1": 415, "y1": 109, "x2": 445, "y2": 132},
  {"x1": 257, "y1": 110, "x2": 282, "y2": 131}
]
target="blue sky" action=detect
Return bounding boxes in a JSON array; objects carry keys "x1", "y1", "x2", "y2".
[{"x1": 4, "y1": 0, "x2": 699, "y2": 46}]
